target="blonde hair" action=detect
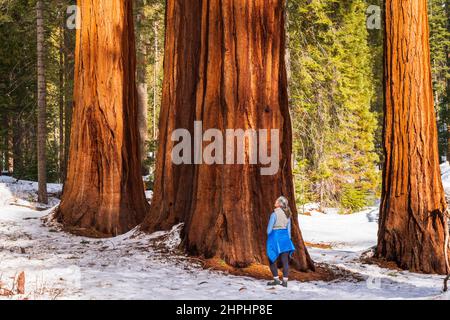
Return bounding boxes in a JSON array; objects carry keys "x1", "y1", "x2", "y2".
[{"x1": 276, "y1": 196, "x2": 292, "y2": 219}]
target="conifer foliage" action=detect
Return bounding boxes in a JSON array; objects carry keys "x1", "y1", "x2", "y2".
[{"x1": 288, "y1": 0, "x2": 379, "y2": 212}]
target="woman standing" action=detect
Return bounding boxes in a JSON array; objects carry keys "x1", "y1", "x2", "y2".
[{"x1": 266, "y1": 196, "x2": 296, "y2": 287}]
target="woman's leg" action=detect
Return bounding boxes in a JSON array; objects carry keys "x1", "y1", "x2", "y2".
[
  {"x1": 267, "y1": 258, "x2": 282, "y2": 286},
  {"x1": 269, "y1": 259, "x2": 279, "y2": 277},
  {"x1": 280, "y1": 253, "x2": 289, "y2": 279}
]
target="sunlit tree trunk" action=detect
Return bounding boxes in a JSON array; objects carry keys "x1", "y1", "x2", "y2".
[
  {"x1": 142, "y1": 0, "x2": 314, "y2": 271},
  {"x1": 377, "y1": 0, "x2": 448, "y2": 274},
  {"x1": 57, "y1": 0, "x2": 149, "y2": 237}
]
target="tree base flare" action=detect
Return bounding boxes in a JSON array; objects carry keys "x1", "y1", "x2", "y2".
[{"x1": 363, "y1": 255, "x2": 448, "y2": 276}]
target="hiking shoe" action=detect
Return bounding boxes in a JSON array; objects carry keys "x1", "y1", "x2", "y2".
[
  {"x1": 281, "y1": 281, "x2": 288, "y2": 288},
  {"x1": 267, "y1": 279, "x2": 282, "y2": 286}
]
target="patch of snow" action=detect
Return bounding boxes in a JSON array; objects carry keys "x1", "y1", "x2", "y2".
[
  {"x1": 299, "y1": 207, "x2": 379, "y2": 251},
  {"x1": 0, "y1": 177, "x2": 14, "y2": 207},
  {"x1": 0, "y1": 176, "x2": 62, "y2": 208},
  {"x1": 441, "y1": 162, "x2": 450, "y2": 195},
  {"x1": 145, "y1": 190, "x2": 153, "y2": 200}
]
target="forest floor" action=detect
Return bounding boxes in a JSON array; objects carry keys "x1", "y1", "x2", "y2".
[{"x1": 1, "y1": 166, "x2": 450, "y2": 300}]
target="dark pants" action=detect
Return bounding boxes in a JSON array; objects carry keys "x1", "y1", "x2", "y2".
[{"x1": 269, "y1": 252, "x2": 289, "y2": 278}]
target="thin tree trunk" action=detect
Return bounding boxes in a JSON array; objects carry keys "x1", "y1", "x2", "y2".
[
  {"x1": 36, "y1": 0, "x2": 48, "y2": 204},
  {"x1": 1, "y1": 114, "x2": 5, "y2": 173},
  {"x1": 153, "y1": 21, "x2": 159, "y2": 141},
  {"x1": 3, "y1": 115, "x2": 14, "y2": 174},
  {"x1": 137, "y1": 84, "x2": 148, "y2": 174},
  {"x1": 377, "y1": 0, "x2": 448, "y2": 274},
  {"x1": 63, "y1": 23, "x2": 73, "y2": 183},
  {"x1": 447, "y1": 0, "x2": 450, "y2": 162},
  {"x1": 57, "y1": 0, "x2": 149, "y2": 237},
  {"x1": 136, "y1": 0, "x2": 149, "y2": 175},
  {"x1": 7, "y1": 115, "x2": 13, "y2": 174},
  {"x1": 59, "y1": 16, "x2": 65, "y2": 183},
  {"x1": 141, "y1": 0, "x2": 314, "y2": 272}
]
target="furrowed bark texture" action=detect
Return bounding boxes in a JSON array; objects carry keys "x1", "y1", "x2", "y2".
[
  {"x1": 57, "y1": 0, "x2": 149, "y2": 237},
  {"x1": 142, "y1": 0, "x2": 314, "y2": 271},
  {"x1": 377, "y1": 0, "x2": 448, "y2": 274}
]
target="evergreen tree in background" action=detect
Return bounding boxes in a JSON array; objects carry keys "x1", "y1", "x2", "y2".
[
  {"x1": 332, "y1": 1, "x2": 380, "y2": 212},
  {"x1": 134, "y1": 0, "x2": 165, "y2": 177},
  {"x1": 428, "y1": 0, "x2": 450, "y2": 162},
  {"x1": 288, "y1": 0, "x2": 379, "y2": 213},
  {"x1": 365, "y1": 0, "x2": 384, "y2": 168},
  {"x1": 0, "y1": 0, "x2": 38, "y2": 180},
  {"x1": 0, "y1": 0, "x2": 164, "y2": 185}
]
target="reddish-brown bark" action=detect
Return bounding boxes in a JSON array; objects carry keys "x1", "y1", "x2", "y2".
[
  {"x1": 142, "y1": 0, "x2": 314, "y2": 272},
  {"x1": 377, "y1": 0, "x2": 448, "y2": 274},
  {"x1": 57, "y1": 0, "x2": 148, "y2": 237}
]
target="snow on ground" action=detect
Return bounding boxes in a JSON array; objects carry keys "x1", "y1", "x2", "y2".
[
  {"x1": 0, "y1": 176, "x2": 61, "y2": 208},
  {"x1": 299, "y1": 207, "x2": 379, "y2": 251},
  {"x1": 441, "y1": 162, "x2": 450, "y2": 195},
  {"x1": 1, "y1": 173, "x2": 450, "y2": 300}
]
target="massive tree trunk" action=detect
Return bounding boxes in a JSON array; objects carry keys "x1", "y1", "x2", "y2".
[
  {"x1": 377, "y1": 0, "x2": 448, "y2": 274},
  {"x1": 57, "y1": 0, "x2": 149, "y2": 237},
  {"x1": 141, "y1": 0, "x2": 314, "y2": 271},
  {"x1": 36, "y1": 0, "x2": 48, "y2": 204}
]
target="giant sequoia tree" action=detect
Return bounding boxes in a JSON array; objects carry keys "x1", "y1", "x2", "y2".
[
  {"x1": 57, "y1": 0, "x2": 148, "y2": 237},
  {"x1": 141, "y1": 0, "x2": 314, "y2": 271},
  {"x1": 377, "y1": 0, "x2": 448, "y2": 274}
]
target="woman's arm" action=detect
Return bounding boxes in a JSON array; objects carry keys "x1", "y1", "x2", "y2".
[
  {"x1": 287, "y1": 219, "x2": 292, "y2": 239},
  {"x1": 267, "y1": 213, "x2": 276, "y2": 235}
]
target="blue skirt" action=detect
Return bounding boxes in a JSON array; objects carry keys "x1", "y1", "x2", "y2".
[{"x1": 266, "y1": 229, "x2": 296, "y2": 264}]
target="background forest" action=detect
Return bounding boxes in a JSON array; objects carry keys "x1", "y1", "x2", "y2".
[{"x1": 0, "y1": 0, "x2": 449, "y2": 213}]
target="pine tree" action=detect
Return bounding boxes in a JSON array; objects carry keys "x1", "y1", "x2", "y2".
[
  {"x1": 134, "y1": 0, "x2": 165, "y2": 176},
  {"x1": 288, "y1": 0, "x2": 379, "y2": 212},
  {"x1": 428, "y1": 0, "x2": 450, "y2": 161}
]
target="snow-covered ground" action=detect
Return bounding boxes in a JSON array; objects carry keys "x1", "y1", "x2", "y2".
[
  {"x1": 0, "y1": 174, "x2": 449, "y2": 300},
  {"x1": 299, "y1": 206, "x2": 379, "y2": 251},
  {"x1": 441, "y1": 162, "x2": 450, "y2": 195},
  {"x1": 0, "y1": 176, "x2": 61, "y2": 208}
]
